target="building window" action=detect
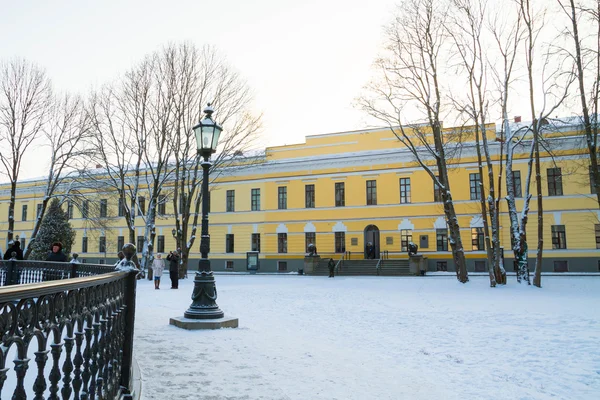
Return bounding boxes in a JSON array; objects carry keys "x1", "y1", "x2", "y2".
[
  {"x1": 386, "y1": 236, "x2": 393, "y2": 245},
  {"x1": 278, "y1": 261, "x2": 288, "y2": 272},
  {"x1": 137, "y1": 236, "x2": 144, "y2": 251},
  {"x1": 434, "y1": 177, "x2": 443, "y2": 202},
  {"x1": 180, "y1": 192, "x2": 188, "y2": 212},
  {"x1": 100, "y1": 199, "x2": 107, "y2": 218},
  {"x1": 99, "y1": 236, "x2": 106, "y2": 253},
  {"x1": 278, "y1": 187, "x2": 287, "y2": 210},
  {"x1": 277, "y1": 233, "x2": 287, "y2": 253},
  {"x1": 400, "y1": 178, "x2": 411, "y2": 204},
  {"x1": 117, "y1": 236, "x2": 124, "y2": 252},
  {"x1": 251, "y1": 188, "x2": 261, "y2": 211},
  {"x1": 226, "y1": 190, "x2": 235, "y2": 212},
  {"x1": 436, "y1": 261, "x2": 448, "y2": 271},
  {"x1": 335, "y1": 182, "x2": 345, "y2": 207},
  {"x1": 67, "y1": 201, "x2": 73, "y2": 219},
  {"x1": 226, "y1": 261, "x2": 234, "y2": 271},
  {"x1": 82, "y1": 237, "x2": 88, "y2": 253},
  {"x1": 305, "y1": 232, "x2": 316, "y2": 253},
  {"x1": 366, "y1": 180, "x2": 377, "y2": 205},
  {"x1": 551, "y1": 225, "x2": 567, "y2": 249},
  {"x1": 37, "y1": 204, "x2": 42, "y2": 218},
  {"x1": 118, "y1": 198, "x2": 126, "y2": 217},
  {"x1": 157, "y1": 235, "x2": 165, "y2": 253},
  {"x1": 471, "y1": 228, "x2": 484, "y2": 251},
  {"x1": 547, "y1": 168, "x2": 563, "y2": 196},
  {"x1": 470, "y1": 173, "x2": 482, "y2": 200},
  {"x1": 474, "y1": 261, "x2": 487, "y2": 272},
  {"x1": 436, "y1": 229, "x2": 448, "y2": 251},
  {"x1": 21, "y1": 204, "x2": 27, "y2": 221},
  {"x1": 335, "y1": 232, "x2": 346, "y2": 253},
  {"x1": 138, "y1": 196, "x2": 145, "y2": 216},
  {"x1": 553, "y1": 260, "x2": 568, "y2": 272},
  {"x1": 158, "y1": 195, "x2": 166, "y2": 216},
  {"x1": 401, "y1": 230, "x2": 412, "y2": 252},
  {"x1": 251, "y1": 233, "x2": 260, "y2": 252},
  {"x1": 82, "y1": 200, "x2": 89, "y2": 219},
  {"x1": 590, "y1": 165, "x2": 600, "y2": 194},
  {"x1": 305, "y1": 184, "x2": 315, "y2": 208},
  {"x1": 225, "y1": 234, "x2": 234, "y2": 253},
  {"x1": 513, "y1": 171, "x2": 522, "y2": 198}
]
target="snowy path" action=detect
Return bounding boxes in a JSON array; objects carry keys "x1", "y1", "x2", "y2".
[{"x1": 133, "y1": 275, "x2": 600, "y2": 400}]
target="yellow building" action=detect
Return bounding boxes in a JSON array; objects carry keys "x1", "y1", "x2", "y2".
[{"x1": 1, "y1": 120, "x2": 599, "y2": 273}]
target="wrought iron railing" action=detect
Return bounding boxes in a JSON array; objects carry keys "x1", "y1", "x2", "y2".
[
  {"x1": 0, "y1": 260, "x2": 116, "y2": 286},
  {"x1": 0, "y1": 263, "x2": 138, "y2": 399}
]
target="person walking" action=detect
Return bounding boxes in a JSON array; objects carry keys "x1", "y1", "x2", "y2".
[
  {"x1": 167, "y1": 250, "x2": 179, "y2": 289},
  {"x1": 152, "y1": 253, "x2": 165, "y2": 289},
  {"x1": 3, "y1": 240, "x2": 24, "y2": 260},
  {"x1": 328, "y1": 258, "x2": 335, "y2": 278}
]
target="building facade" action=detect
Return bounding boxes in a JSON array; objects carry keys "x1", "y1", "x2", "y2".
[{"x1": 1, "y1": 121, "x2": 599, "y2": 273}]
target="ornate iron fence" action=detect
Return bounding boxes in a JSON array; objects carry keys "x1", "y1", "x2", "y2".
[
  {"x1": 0, "y1": 260, "x2": 116, "y2": 286},
  {"x1": 0, "y1": 265, "x2": 138, "y2": 399}
]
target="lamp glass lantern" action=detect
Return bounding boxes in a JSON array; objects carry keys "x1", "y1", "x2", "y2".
[{"x1": 193, "y1": 104, "x2": 223, "y2": 159}]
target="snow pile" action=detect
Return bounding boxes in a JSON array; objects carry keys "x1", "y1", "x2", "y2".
[{"x1": 134, "y1": 275, "x2": 600, "y2": 400}]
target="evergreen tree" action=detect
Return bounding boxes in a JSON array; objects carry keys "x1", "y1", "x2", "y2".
[{"x1": 28, "y1": 198, "x2": 76, "y2": 260}]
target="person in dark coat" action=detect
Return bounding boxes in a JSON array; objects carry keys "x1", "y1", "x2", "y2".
[
  {"x1": 46, "y1": 242, "x2": 68, "y2": 262},
  {"x1": 328, "y1": 258, "x2": 335, "y2": 278},
  {"x1": 167, "y1": 250, "x2": 179, "y2": 289},
  {"x1": 3, "y1": 240, "x2": 24, "y2": 260}
]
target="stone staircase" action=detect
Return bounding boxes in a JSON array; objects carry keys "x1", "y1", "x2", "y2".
[
  {"x1": 311, "y1": 259, "x2": 412, "y2": 276},
  {"x1": 380, "y1": 259, "x2": 411, "y2": 276}
]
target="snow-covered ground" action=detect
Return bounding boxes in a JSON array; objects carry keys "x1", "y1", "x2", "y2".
[{"x1": 133, "y1": 274, "x2": 600, "y2": 400}]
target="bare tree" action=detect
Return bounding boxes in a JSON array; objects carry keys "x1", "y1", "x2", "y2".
[
  {"x1": 87, "y1": 60, "x2": 151, "y2": 249},
  {"x1": 448, "y1": 0, "x2": 506, "y2": 286},
  {"x1": 0, "y1": 58, "x2": 52, "y2": 245},
  {"x1": 518, "y1": 0, "x2": 574, "y2": 287},
  {"x1": 359, "y1": 0, "x2": 469, "y2": 283},
  {"x1": 557, "y1": 0, "x2": 600, "y2": 206},
  {"x1": 168, "y1": 43, "x2": 262, "y2": 277},
  {"x1": 23, "y1": 93, "x2": 92, "y2": 259}
]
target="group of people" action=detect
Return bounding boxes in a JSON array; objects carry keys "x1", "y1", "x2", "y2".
[
  {"x1": 150, "y1": 250, "x2": 180, "y2": 289},
  {"x1": 3, "y1": 240, "x2": 67, "y2": 262}
]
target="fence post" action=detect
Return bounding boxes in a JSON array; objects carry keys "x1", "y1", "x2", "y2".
[
  {"x1": 71, "y1": 263, "x2": 78, "y2": 279},
  {"x1": 120, "y1": 270, "x2": 138, "y2": 398},
  {"x1": 7, "y1": 260, "x2": 16, "y2": 285}
]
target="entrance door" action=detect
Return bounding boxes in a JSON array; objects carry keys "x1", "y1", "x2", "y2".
[{"x1": 364, "y1": 225, "x2": 380, "y2": 259}]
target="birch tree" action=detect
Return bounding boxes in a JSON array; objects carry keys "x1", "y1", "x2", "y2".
[
  {"x1": 448, "y1": 0, "x2": 506, "y2": 286},
  {"x1": 359, "y1": 0, "x2": 469, "y2": 283},
  {"x1": 519, "y1": 0, "x2": 575, "y2": 287},
  {"x1": 0, "y1": 58, "x2": 52, "y2": 245},
  {"x1": 488, "y1": 1, "x2": 529, "y2": 286}
]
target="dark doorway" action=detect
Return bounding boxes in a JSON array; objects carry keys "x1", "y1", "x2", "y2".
[{"x1": 364, "y1": 224, "x2": 380, "y2": 259}]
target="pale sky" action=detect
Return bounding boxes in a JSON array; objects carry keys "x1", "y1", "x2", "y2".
[{"x1": 0, "y1": 0, "x2": 398, "y2": 180}]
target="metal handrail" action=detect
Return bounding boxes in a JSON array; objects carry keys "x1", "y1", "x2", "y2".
[{"x1": 375, "y1": 258, "x2": 382, "y2": 275}]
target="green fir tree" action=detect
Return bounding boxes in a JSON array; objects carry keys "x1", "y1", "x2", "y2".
[{"x1": 28, "y1": 198, "x2": 76, "y2": 260}]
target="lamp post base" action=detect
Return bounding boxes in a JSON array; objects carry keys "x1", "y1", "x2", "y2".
[
  {"x1": 183, "y1": 259, "x2": 225, "y2": 319},
  {"x1": 170, "y1": 315, "x2": 238, "y2": 330}
]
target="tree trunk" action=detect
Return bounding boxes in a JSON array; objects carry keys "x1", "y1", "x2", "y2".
[{"x1": 533, "y1": 130, "x2": 543, "y2": 288}]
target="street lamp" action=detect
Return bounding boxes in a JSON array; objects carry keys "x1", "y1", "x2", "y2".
[{"x1": 183, "y1": 103, "x2": 224, "y2": 320}]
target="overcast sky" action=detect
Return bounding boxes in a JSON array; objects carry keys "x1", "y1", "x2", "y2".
[{"x1": 0, "y1": 0, "x2": 398, "y2": 180}]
